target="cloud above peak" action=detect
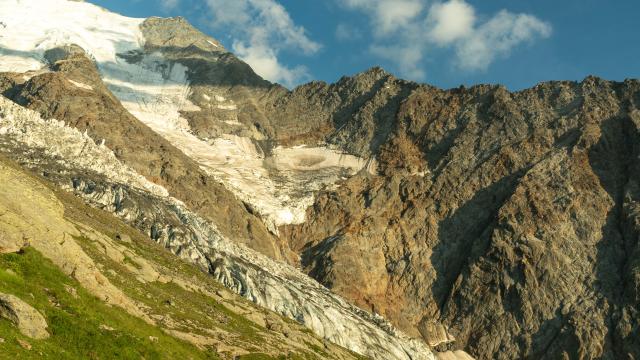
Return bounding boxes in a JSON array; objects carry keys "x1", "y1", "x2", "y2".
[
  {"x1": 426, "y1": 0, "x2": 475, "y2": 45},
  {"x1": 205, "y1": 0, "x2": 321, "y2": 87},
  {"x1": 160, "y1": 0, "x2": 180, "y2": 11},
  {"x1": 339, "y1": 0, "x2": 552, "y2": 79},
  {"x1": 341, "y1": 0, "x2": 424, "y2": 36},
  {"x1": 455, "y1": 10, "x2": 552, "y2": 71}
]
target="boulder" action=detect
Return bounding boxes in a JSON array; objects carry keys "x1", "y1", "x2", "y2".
[{"x1": 0, "y1": 293, "x2": 49, "y2": 339}]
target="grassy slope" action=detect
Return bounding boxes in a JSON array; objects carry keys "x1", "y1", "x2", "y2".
[{"x1": 0, "y1": 248, "x2": 219, "y2": 360}]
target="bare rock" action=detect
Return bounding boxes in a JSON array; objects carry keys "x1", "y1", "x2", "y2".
[
  {"x1": 17, "y1": 338, "x2": 31, "y2": 350},
  {"x1": 0, "y1": 293, "x2": 49, "y2": 339},
  {"x1": 0, "y1": 231, "x2": 28, "y2": 254},
  {"x1": 418, "y1": 320, "x2": 456, "y2": 348},
  {"x1": 99, "y1": 324, "x2": 115, "y2": 331},
  {"x1": 436, "y1": 350, "x2": 475, "y2": 360}
]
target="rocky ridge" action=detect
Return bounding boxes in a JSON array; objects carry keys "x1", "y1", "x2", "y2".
[{"x1": 283, "y1": 79, "x2": 640, "y2": 359}]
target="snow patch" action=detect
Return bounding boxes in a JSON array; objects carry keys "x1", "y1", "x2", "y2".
[
  {"x1": 273, "y1": 146, "x2": 372, "y2": 172},
  {"x1": 68, "y1": 79, "x2": 93, "y2": 91},
  {"x1": 216, "y1": 104, "x2": 238, "y2": 110},
  {"x1": 0, "y1": 0, "x2": 144, "y2": 74},
  {"x1": 0, "y1": 54, "x2": 42, "y2": 73}
]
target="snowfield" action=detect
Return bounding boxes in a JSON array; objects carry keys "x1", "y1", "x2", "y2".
[{"x1": 0, "y1": 0, "x2": 373, "y2": 233}]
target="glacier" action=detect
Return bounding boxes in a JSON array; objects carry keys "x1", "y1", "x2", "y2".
[{"x1": 0, "y1": 0, "x2": 374, "y2": 233}]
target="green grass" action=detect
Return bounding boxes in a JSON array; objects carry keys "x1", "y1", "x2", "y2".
[
  {"x1": 0, "y1": 248, "x2": 219, "y2": 360},
  {"x1": 74, "y1": 233, "x2": 265, "y2": 343},
  {"x1": 237, "y1": 354, "x2": 283, "y2": 360}
]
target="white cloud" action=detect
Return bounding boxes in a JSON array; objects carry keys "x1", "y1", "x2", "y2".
[
  {"x1": 375, "y1": 0, "x2": 424, "y2": 35},
  {"x1": 205, "y1": 0, "x2": 320, "y2": 87},
  {"x1": 455, "y1": 10, "x2": 552, "y2": 71},
  {"x1": 160, "y1": 0, "x2": 179, "y2": 11},
  {"x1": 338, "y1": 0, "x2": 552, "y2": 79},
  {"x1": 341, "y1": 0, "x2": 423, "y2": 36},
  {"x1": 232, "y1": 32, "x2": 311, "y2": 86},
  {"x1": 426, "y1": 0, "x2": 475, "y2": 45}
]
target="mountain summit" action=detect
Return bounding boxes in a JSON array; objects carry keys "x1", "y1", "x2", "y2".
[{"x1": 1, "y1": 0, "x2": 639, "y2": 359}]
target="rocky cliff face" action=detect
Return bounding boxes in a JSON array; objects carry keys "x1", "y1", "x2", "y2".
[
  {"x1": 283, "y1": 79, "x2": 640, "y2": 359},
  {"x1": 1, "y1": 1, "x2": 639, "y2": 359}
]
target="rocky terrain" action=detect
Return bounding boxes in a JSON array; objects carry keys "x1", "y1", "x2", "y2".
[
  {"x1": 283, "y1": 77, "x2": 640, "y2": 359},
  {"x1": 1, "y1": 0, "x2": 639, "y2": 359}
]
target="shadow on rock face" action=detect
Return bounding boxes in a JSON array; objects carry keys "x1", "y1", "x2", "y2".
[{"x1": 589, "y1": 114, "x2": 640, "y2": 359}]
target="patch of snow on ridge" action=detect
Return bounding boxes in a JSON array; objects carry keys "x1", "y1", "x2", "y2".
[{"x1": 68, "y1": 79, "x2": 93, "y2": 91}]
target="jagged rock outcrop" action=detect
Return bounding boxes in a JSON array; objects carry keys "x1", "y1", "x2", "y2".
[{"x1": 0, "y1": 293, "x2": 49, "y2": 339}]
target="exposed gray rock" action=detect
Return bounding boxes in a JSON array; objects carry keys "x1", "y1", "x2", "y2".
[
  {"x1": 0, "y1": 293, "x2": 49, "y2": 339},
  {"x1": 44, "y1": 44, "x2": 86, "y2": 64}
]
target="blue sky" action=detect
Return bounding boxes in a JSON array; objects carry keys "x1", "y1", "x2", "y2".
[{"x1": 92, "y1": 0, "x2": 639, "y2": 90}]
